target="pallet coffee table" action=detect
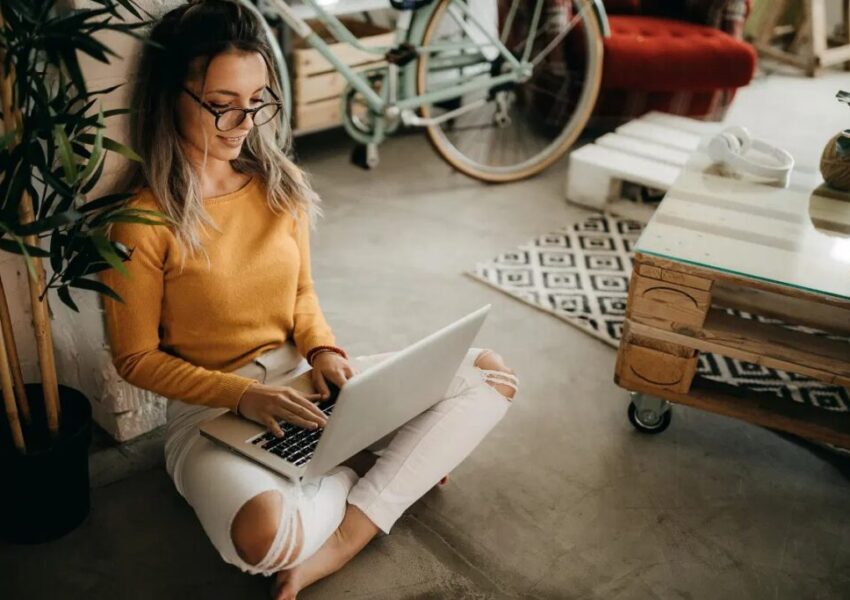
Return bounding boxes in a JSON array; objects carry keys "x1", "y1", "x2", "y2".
[{"x1": 614, "y1": 146, "x2": 850, "y2": 448}]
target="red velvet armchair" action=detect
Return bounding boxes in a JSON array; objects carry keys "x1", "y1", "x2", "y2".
[{"x1": 594, "y1": 0, "x2": 757, "y2": 123}]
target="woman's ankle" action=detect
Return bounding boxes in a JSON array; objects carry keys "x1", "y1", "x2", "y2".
[{"x1": 334, "y1": 502, "x2": 380, "y2": 561}]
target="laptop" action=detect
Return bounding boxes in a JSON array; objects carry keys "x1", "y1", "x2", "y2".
[{"x1": 199, "y1": 304, "x2": 491, "y2": 482}]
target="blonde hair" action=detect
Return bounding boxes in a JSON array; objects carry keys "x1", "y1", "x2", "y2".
[{"x1": 123, "y1": 0, "x2": 321, "y2": 271}]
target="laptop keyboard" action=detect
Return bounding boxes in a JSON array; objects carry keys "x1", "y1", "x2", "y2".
[{"x1": 248, "y1": 395, "x2": 338, "y2": 467}]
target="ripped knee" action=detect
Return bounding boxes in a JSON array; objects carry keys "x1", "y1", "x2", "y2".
[
  {"x1": 230, "y1": 489, "x2": 304, "y2": 571},
  {"x1": 473, "y1": 349, "x2": 518, "y2": 401}
]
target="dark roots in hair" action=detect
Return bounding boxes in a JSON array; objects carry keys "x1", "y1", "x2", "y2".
[{"x1": 146, "y1": 0, "x2": 279, "y2": 104}]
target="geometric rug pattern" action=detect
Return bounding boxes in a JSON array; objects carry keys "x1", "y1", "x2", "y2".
[{"x1": 466, "y1": 214, "x2": 850, "y2": 412}]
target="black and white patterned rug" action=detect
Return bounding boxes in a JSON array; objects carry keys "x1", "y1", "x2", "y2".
[{"x1": 466, "y1": 214, "x2": 850, "y2": 412}]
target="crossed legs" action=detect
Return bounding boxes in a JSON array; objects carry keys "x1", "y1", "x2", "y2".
[{"x1": 229, "y1": 348, "x2": 517, "y2": 599}]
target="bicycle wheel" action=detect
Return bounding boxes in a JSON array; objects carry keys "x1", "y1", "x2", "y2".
[{"x1": 415, "y1": 0, "x2": 603, "y2": 183}]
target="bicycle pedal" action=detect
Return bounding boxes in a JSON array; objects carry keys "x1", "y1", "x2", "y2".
[{"x1": 385, "y1": 42, "x2": 418, "y2": 67}]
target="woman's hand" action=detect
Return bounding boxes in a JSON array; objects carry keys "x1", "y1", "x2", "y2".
[
  {"x1": 237, "y1": 383, "x2": 328, "y2": 438},
  {"x1": 311, "y1": 351, "x2": 360, "y2": 400}
]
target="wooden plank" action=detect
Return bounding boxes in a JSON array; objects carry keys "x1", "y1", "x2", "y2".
[
  {"x1": 627, "y1": 312, "x2": 850, "y2": 388},
  {"x1": 594, "y1": 132, "x2": 691, "y2": 168},
  {"x1": 291, "y1": 0, "x2": 390, "y2": 19},
  {"x1": 622, "y1": 320, "x2": 696, "y2": 358},
  {"x1": 754, "y1": 43, "x2": 812, "y2": 69},
  {"x1": 636, "y1": 264, "x2": 663, "y2": 280},
  {"x1": 641, "y1": 111, "x2": 721, "y2": 136},
  {"x1": 711, "y1": 280, "x2": 850, "y2": 337},
  {"x1": 615, "y1": 120, "x2": 702, "y2": 152},
  {"x1": 635, "y1": 261, "x2": 713, "y2": 291},
  {"x1": 635, "y1": 253, "x2": 850, "y2": 311},
  {"x1": 819, "y1": 43, "x2": 850, "y2": 66},
  {"x1": 810, "y1": 0, "x2": 828, "y2": 56},
  {"x1": 627, "y1": 274, "x2": 712, "y2": 331},
  {"x1": 616, "y1": 342, "x2": 698, "y2": 394},
  {"x1": 294, "y1": 97, "x2": 341, "y2": 130},
  {"x1": 568, "y1": 143, "x2": 682, "y2": 190},
  {"x1": 844, "y1": 0, "x2": 850, "y2": 70},
  {"x1": 754, "y1": 0, "x2": 787, "y2": 45},
  {"x1": 658, "y1": 269, "x2": 713, "y2": 292},
  {"x1": 293, "y1": 31, "x2": 395, "y2": 76},
  {"x1": 614, "y1": 375, "x2": 850, "y2": 450},
  {"x1": 294, "y1": 61, "x2": 384, "y2": 103}
]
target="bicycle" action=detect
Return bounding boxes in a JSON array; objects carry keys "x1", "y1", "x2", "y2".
[{"x1": 241, "y1": 0, "x2": 610, "y2": 183}]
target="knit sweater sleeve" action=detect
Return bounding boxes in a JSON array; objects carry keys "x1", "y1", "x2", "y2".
[
  {"x1": 291, "y1": 208, "x2": 338, "y2": 359},
  {"x1": 98, "y1": 203, "x2": 257, "y2": 413}
]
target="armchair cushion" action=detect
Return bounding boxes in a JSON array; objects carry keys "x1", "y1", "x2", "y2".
[{"x1": 602, "y1": 16, "x2": 756, "y2": 91}]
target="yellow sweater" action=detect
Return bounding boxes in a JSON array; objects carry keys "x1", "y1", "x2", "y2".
[{"x1": 98, "y1": 176, "x2": 338, "y2": 413}]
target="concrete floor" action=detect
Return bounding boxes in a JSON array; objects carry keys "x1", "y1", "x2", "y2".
[{"x1": 2, "y1": 68, "x2": 850, "y2": 600}]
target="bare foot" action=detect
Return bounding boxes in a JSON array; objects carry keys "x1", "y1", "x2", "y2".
[
  {"x1": 270, "y1": 566, "x2": 304, "y2": 600},
  {"x1": 270, "y1": 502, "x2": 380, "y2": 599}
]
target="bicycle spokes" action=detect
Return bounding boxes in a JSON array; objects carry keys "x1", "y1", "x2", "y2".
[{"x1": 416, "y1": 0, "x2": 603, "y2": 181}]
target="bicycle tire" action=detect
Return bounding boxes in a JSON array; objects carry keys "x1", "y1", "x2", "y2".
[{"x1": 415, "y1": 0, "x2": 604, "y2": 183}]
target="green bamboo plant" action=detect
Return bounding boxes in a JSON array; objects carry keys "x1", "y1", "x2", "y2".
[{"x1": 0, "y1": 0, "x2": 171, "y2": 453}]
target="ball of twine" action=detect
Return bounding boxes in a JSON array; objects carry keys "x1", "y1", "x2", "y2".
[{"x1": 820, "y1": 133, "x2": 850, "y2": 191}]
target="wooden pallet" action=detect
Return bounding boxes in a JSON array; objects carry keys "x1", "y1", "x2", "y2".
[
  {"x1": 615, "y1": 252, "x2": 850, "y2": 448},
  {"x1": 292, "y1": 18, "x2": 393, "y2": 132},
  {"x1": 753, "y1": 0, "x2": 850, "y2": 77},
  {"x1": 565, "y1": 112, "x2": 722, "y2": 220}
]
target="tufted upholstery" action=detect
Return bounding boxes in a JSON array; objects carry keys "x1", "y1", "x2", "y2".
[
  {"x1": 589, "y1": 0, "x2": 756, "y2": 123},
  {"x1": 602, "y1": 17, "x2": 756, "y2": 91}
]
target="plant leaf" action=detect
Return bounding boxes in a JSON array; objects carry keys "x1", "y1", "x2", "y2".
[
  {"x1": 0, "y1": 129, "x2": 17, "y2": 150},
  {"x1": 78, "y1": 109, "x2": 104, "y2": 183},
  {"x1": 53, "y1": 124, "x2": 78, "y2": 183},
  {"x1": 92, "y1": 206, "x2": 174, "y2": 228},
  {"x1": 16, "y1": 209, "x2": 83, "y2": 236},
  {"x1": 0, "y1": 238, "x2": 52, "y2": 259},
  {"x1": 80, "y1": 154, "x2": 106, "y2": 194},
  {"x1": 49, "y1": 230, "x2": 65, "y2": 274},
  {"x1": 57, "y1": 285, "x2": 80, "y2": 312},
  {"x1": 78, "y1": 191, "x2": 135, "y2": 213},
  {"x1": 77, "y1": 133, "x2": 142, "y2": 162},
  {"x1": 69, "y1": 276, "x2": 124, "y2": 302},
  {"x1": 113, "y1": 0, "x2": 144, "y2": 20},
  {"x1": 91, "y1": 232, "x2": 129, "y2": 277}
]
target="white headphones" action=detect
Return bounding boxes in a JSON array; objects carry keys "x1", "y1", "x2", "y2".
[{"x1": 707, "y1": 126, "x2": 795, "y2": 183}]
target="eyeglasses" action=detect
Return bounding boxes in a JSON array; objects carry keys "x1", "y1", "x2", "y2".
[{"x1": 182, "y1": 86, "x2": 283, "y2": 131}]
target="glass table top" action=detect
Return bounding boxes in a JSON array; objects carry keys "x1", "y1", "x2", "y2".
[{"x1": 635, "y1": 147, "x2": 850, "y2": 301}]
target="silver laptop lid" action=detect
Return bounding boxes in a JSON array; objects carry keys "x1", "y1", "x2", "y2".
[{"x1": 303, "y1": 304, "x2": 491, "y2": 480}]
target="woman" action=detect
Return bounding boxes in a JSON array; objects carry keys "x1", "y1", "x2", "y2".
[{"x1": 99, "y1": 1, "x2": 519, "y2": 598}]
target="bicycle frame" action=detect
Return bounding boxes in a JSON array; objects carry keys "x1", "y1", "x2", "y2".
[{"x1": 249, "y1": 0, "x2": 609, "y2": 141}]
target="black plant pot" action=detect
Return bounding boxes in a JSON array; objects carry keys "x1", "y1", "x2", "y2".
[{"x1": 0, "y1": 383, "x2": 92, "y2": 544}]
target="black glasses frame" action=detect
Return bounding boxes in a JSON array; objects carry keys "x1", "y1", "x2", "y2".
[{"x1": 182, "y1": 86, "x2": 283, "y2": 131}]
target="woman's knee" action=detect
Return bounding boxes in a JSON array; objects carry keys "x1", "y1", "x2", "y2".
[
  {"x1": 230, "y1": 489, "x2": 304, "y2": 569},
  {"x1": 473, "y1": 348, "x2": 518, "y2": 401}
]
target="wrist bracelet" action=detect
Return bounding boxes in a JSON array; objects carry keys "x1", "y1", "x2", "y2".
[{"x1": 307, "y1": 345, "x2": 348, "y2": 366}]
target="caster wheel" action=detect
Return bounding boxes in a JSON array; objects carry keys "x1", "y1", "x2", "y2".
[
  {"x1": 628, "y1": 400, "x2": 671, "y2": 434},
  {"x1": 351, "y1": 144, "x2": 379, "y2": 169}
]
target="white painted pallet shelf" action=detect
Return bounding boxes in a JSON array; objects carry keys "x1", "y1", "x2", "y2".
[{"x1": 565, "y1": 111, "x2": 723, "y2": 220}]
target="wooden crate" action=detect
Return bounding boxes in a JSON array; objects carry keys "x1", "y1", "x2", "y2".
[
  {"x1": 292, "y1": 18, "x2": 394, "y2": 132},
  {"x1": 614, "y1": 252, "x2": 850, "y2": 448}
]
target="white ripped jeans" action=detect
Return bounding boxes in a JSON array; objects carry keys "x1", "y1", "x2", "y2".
[{"x1": 163, "y1": 341, "x2": 517, "y2": 577}]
